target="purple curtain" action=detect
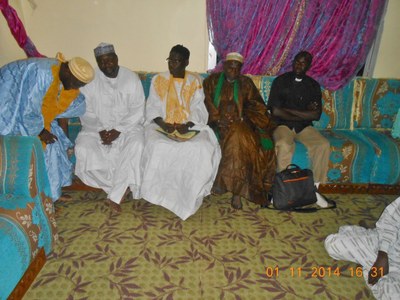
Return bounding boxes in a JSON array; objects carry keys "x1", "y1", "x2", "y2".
[
  {"x1": 0, "y1": 0, "x2": 44, "y2": 58},
  {"x1": 207, "y1": 0, "x2": 386, "y2": 90}
]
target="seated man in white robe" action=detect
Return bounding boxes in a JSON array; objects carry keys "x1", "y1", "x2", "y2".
[
  {"x1": 140, "y1": 44, "x2": 221, "y2": 220},
  {"x1": 325, "y1": 197, "x2": 400, "y2": 300},
  {"x1": 75, "y1": 43, "x2": 145, "y2": 212}
]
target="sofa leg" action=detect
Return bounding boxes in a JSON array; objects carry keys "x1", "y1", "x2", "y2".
[{"x1": 8, "y1": 248, "x2": 46, "y2": 300}]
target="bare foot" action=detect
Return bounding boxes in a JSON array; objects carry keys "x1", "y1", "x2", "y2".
[
  {"x1": 105, "y1": 199, "x2": 122, "y2": 213},
  {"x1": 231, "y1": 195, "x2": 242, "y2": 210}
]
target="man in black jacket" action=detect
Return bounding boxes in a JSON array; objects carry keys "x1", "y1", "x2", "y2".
[{"x1": 268, "y1": 51, "x2": 331, "y2": 206}]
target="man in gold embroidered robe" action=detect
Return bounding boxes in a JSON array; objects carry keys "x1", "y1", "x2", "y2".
[
  {"x1": 140, "y1": 45, "x2": 221, "y2": 220},
  {"x1": 203, "y1": 52, "x2": 276, "y2": 209}
]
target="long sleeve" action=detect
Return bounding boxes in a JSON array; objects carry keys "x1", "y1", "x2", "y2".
[
  {"x1": 114, "y1": 73, "x2": 145, "y2": 133},
  {"x1": 203, "y1": 74, "x2": 221, "y2": 126},
  {"x1": 79, "y1": 85, "x2": 105, "y2": 133},
  {"x1": 242, "y1": 77, "x2": 275, "y2": 132},
  {"x1": 267, "y1": 77, "x2": 282, "y2": 109},
  {"x1": 376, "y1": 197, "x2": 400, "y2": 253},
  {"x1": 145, "y1": 74, "x2": 165, "y2": 124},
  {"x1": 187, "y1": 79, "x2": 208, "y2": 125},
  {"x1": 56, "y1": 93, "x2": 86, "y2": 119},
  {"x1": 0, "y1": 59, "x2": 58, "y2": 136}
]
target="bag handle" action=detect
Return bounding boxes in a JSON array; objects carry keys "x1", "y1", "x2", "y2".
[{"x1": 285, "y1": 164, "x2": 302, "y2": 170}]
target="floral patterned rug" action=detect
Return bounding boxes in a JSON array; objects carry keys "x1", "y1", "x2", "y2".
[{"x1": 24, "y1": 191, "x2": 396, "y2": 300}]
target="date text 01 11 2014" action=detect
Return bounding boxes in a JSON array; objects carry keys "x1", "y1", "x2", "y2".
[{"x1": 265, "y1": 266, "x2": 384, "y2": 278}]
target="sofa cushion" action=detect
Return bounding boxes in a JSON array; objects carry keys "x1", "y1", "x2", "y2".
[
  {"x1": 68, "y1": 74, "x2": 400, "y2": 185},
  {"x1": 0, "y1": 137, "x2": 57, "y2": 255},
  {"x1": 317, "y1": 82, "x2": 355, "y2": 129},
  {"x1": 0, "y1": 136, "x2": 37, "y2": 197},
  {"x1": 0, "y1": 216, "x2": 32, "y2": 300},
  {"x1": 291, "y1": 129, "x2": 376, "y2": 183},
  {"x1": 358, "y1": 129, "x2": 400, "y2": 184},
  {"x1": 0, "y1": 195, "x2": 39, "y2": 254},
  {"x1": 326, "y1": 130, "x2": 379, "y2": 183},
  {"x1": 392, "y1": 108, "x2": 400, "y2": 138},
  {"x1": 0, "y1": 136, "x2": 57, "y2": 300},
  {"x1": 353, "y1": 78, "x2": 400, "y2": 129}
]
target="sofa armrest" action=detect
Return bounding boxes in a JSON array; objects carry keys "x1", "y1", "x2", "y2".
[{"x1": 0, "y1": 136, "x2": 52, "y2": 199}]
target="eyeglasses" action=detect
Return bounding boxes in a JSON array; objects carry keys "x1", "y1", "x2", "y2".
[{"x1": 166, "y1": 57, "x2": 182, "y2": 64}]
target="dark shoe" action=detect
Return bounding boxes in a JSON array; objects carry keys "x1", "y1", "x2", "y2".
[
  {"x1": 231, "y1": 195, "x2": 242, "y2": 210},
  {"x1": 315, "y1": 194, "x2": 336, "y2": 210},
  {"x1": 260, "y1": 192, "x2": 272, "y2": 208},
  {"x1": 324, "y1": 197, "x2": 337, "y2": 209},
  {"x1": 211, "y1": 186, "x2": 225, "y2": 195}
]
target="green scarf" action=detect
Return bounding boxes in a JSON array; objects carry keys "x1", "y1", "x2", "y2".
[
  {"x1": 212, "y1": 73, "x2": 273, "y2": 150},
  {"x1": 213, "y1": 73, "x2": 239, "y2": 112}
]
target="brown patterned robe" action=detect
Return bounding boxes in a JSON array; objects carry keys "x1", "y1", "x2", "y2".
[{"x1": 203, "y1": 73, "x2": 276, "y2": 205}]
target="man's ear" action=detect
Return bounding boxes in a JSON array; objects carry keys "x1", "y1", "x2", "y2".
[{"x1": 184, "y1": 59, "x2": 189, "y2": 67}]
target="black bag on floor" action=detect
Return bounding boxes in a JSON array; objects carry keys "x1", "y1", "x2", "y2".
[{"x1": 272, "y1": 164, "x2": 318, "y2": 210}]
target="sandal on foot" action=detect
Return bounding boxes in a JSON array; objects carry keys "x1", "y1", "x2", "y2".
[{"x1": 211, "y1": 186, "x2": 225, "y2": 195}]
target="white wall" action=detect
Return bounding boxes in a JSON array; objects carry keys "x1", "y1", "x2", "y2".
[
  {"x1": 1, "y1": 0, "x2": 208, "y2": 72},
  {"x1": 0, "y1": 0, "x2": 398, "y2": 78},
  {"x1": 373, "y1": 0, "x2": 400, "y2": 78}
]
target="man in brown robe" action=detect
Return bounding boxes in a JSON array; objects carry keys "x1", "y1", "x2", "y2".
[{"x1": 203, "y1": 52, "x2": 276, "y2": 209}]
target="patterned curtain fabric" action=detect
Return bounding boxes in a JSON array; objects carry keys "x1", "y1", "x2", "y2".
[
  {"x1": 0, "y1": 0, "x2": 44, "y2": 57},
  {"x1": 207, "y1": 0, "x2": 387, "y2": 90}
]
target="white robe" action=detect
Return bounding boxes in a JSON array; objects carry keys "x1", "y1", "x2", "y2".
[
  {"x1": 325, "y1": 197, "x2": 400, "y2": 300},
  {"x1": 140, "y1": 71, "x2": 221, "y2": 220},
  {"x1": 75, "y1": 67, "x2": 145, "y2": 203}
]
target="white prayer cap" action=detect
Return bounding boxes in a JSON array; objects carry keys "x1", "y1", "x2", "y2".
[
  {"x1": 225, "y1": 52, "x2": 244, "y2": 64},
  {"x1": 94, "y1": 42, "x2": 115, "y2": 57}
]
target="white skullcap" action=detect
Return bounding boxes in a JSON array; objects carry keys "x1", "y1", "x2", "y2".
[
  {"x1": 226, "y1": 52, "x2": 244, "y2": 64},
  {"x1": 94, "y1": 42, "x2": 115, "y2": 57}
]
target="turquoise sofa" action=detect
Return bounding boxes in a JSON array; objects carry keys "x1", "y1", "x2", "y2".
[
  {"x1": 0, "y1": 136, "x2": 57, "y2": 299},
  {"x1": 69, "y1": 73, "x2": 400, "y2": 186}
]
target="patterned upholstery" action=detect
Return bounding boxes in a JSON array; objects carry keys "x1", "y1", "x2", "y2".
[
  {"x1": 250, "y1": 75, "x2": 400, "y2": 184},
  {"x1": 0, "y1": 136, "x2": 57, "y2": 299},
  {"x1": 69, "y1": 73, "x2": 400, "y2": 185}
]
